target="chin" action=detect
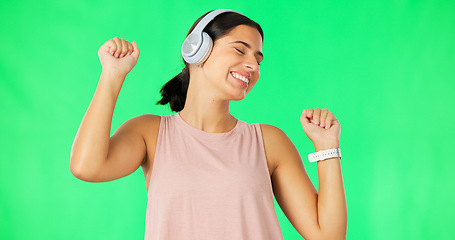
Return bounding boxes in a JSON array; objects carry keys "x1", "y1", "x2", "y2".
[
  {"x1": 231, "y1": 90, "x2": 248, "y2": 101},
  {"x1": 223, "y1": 80, "x2": 253, "y2": 101},
  {"x1": 232, "y1": 95, "x2": 246, "y2": 101}
]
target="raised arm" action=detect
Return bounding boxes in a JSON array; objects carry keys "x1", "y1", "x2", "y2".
[
  {"x1": 262, "y1": 108, "x2": 346, "y2": 240},
  {"x1": 70, "y1": 37, "x2": 144, "y2": 182}
]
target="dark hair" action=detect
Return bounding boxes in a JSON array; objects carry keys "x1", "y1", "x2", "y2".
[{"x1": 156, "y1": 10, "x2": 264, "y2": 112}]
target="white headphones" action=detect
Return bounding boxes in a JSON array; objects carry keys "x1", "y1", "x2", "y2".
[{"x1": 181, "y1": 9, "x2": 244, "y2": 66}]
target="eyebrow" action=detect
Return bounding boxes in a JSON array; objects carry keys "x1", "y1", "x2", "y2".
[{"x1": 229, "y1": 40, "x2": 264, "y2": 60}]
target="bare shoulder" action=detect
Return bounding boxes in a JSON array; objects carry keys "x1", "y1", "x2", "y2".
[
  {"x1": 125, "y1": 114, "x2": 161, "y2": 132},
  {"x1": 125, "y1": 114, "x2": 161, "y2": 166},
  {"x1": 130, "y1": 114, "x2": 161, "y2": 123},
  {"x1": 259, "y1": 124, "x2": 294, "y2": 148},
  {"x1": 259, "y1": 124, "x2": 300, "y2": 175},
  {"x1": 118, "y1": 114, "x2": 161, "y2": 150},
  {"x1": 131, "y1": 114, "x2": 161, "y2": 142},
  {"x1": 110, "y1": 114, "x2": 160, "y2": 141},
  {"x1": 259, "y1": 124, "x2": 287, "y2": 140}
]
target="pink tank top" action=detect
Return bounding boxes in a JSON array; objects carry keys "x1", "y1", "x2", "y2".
[{"x1": 144, "y1": 112, "x2": 284, "y2": 240}]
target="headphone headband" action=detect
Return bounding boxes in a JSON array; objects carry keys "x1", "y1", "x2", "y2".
[
  {"x1": 181, "y1": 9, "x2": 244, "y2": 65},
  {"x1": 192, "y1": 9, "x2": 243, "y2": 35}
]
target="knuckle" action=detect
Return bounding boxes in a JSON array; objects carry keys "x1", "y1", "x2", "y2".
[{"x1": 120, "y1": 40, "x2": 128, "y2": 52}]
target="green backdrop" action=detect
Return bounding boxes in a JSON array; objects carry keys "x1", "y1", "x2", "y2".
[{"x1": 1, "y1": 0, "x2": 454, "y2": 239}]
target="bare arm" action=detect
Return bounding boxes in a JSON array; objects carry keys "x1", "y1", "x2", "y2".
[
  {"x1": 70, "y1": 37, "x2": 143, "y2": 182},
  {"x1": 314, "y1": 145, "x2": 347, "y2": 239},
  {"x1": 304, "y1": 108, "x2": 347, "y2": 239},
  {"x1": 265, "y1": 108, "x2": 346, "y2": 240},
  {"x1": 70, "y1": 72, "x2": 125, "y2": 179},
  {"x1": 265, "y1": 126, "x2": 347, "y2": 240}
]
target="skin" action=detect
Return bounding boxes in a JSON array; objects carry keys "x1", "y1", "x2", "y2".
[
  {"x1": 178, "y1": 24, "x2": 263, "y2": 133},
  {"x1": 72, "y1": 25, "x2": 346, "y2": 240}
]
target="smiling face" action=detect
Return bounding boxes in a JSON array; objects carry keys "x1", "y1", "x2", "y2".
[{"x1": 196, "y1": 24, "x2": 263, "y2": 100}]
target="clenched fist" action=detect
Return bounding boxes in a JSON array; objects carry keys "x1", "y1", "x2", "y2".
[
  {"x1": 300, "y1": 108, "x2": 341, "y2": 151},
  {"x1": 98, "y1": 37, "x2": 140, "y2": 78}
]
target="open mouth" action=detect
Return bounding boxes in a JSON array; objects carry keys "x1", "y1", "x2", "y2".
[{"x1": 230, "y1": 71, "x2": 249, "y2": 87}]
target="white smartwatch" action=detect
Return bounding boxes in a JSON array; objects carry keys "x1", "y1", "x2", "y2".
[{"x1": 308, "y1": 148, "x2": 342, "y2": 163}]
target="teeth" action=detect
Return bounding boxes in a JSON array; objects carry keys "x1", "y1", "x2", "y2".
[{"x1": 232, "y1": 72, "x2": 249, "y2": 84}]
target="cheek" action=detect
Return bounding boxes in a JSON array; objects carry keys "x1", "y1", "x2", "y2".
[
  {"x1": 254, "y1": 78, "x2": 259, "y2": 86},
  {"x1": 205, "y1": 54, "x2": 229, "y2": 73},
  {"x1": 203, "y1": 57, "x2": 223, "y2": 77},
  {"x1": 248, "y1": 77, "x2": 259, "y2": 89},
  {"x1": 254, "y1": 72, "x2": 260, "y2": 83}
]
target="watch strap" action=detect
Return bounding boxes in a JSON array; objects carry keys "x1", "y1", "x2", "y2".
[{"x1": 308, "y1": 148, "x2": 341, "y2": 163}]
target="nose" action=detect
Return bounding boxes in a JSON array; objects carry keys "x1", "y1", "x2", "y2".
[{"x1": 244, "y1": 56, "x2": 259, "y2": 72}]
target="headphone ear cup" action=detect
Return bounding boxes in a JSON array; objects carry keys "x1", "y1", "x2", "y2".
[
  {"x1": 181, "y1": 10, "x2": 244, "y2": 65},
  {"x1": 182, "y1": 32, "x2": 201, "y2": 63},
  {"x1": 194, "y1": 32, "x2": 213, "y2": 66}
]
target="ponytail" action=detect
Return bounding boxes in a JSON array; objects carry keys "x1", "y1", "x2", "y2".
[{"x1": 156, "y1": 63, "x2": 190, "y2": 112}]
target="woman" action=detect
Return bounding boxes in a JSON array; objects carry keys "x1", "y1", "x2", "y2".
[{"x1": 70, "y1": 9, "x2": 347, "y2": 240}]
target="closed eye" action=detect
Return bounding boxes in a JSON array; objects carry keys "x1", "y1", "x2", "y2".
[{"x1": 235, "y1": 48, "x2": 261, "y2": 66}]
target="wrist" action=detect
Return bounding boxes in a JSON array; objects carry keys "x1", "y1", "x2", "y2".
[
  {"x1": 101, "y1": 70, "x2": 127, "y2": 80},
  {"x1": 99, "y1": 71, "x2": 126, "y2": 94},
  {"x1": 314, "y1": 142, "x2": 340, "y2": 152},
  {"x1": 308, "y1": 147, "x2": 342, "y2": 163}
]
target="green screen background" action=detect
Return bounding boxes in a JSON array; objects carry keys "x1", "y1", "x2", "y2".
[{"x1": 1, "y1": 0, "x2": 454, "y2": 239}]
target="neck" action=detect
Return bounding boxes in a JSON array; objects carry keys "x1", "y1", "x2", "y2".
[{"x1": 178, "y1": 74, "x2": 237, "y2": 134}]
